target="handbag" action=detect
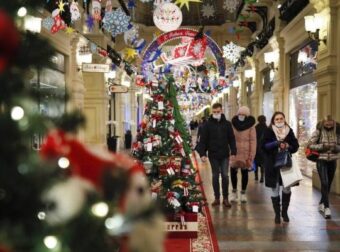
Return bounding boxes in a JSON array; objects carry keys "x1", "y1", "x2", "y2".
[
  {"x1": 280, "y1": 164, "x2": 303, "y2": 187},
  {"x1": 305, "y1": 147, "x2": 319, "y2": 162},
  {"x1": 274, "y1": 150, "x2": 292, "y2": 169}
]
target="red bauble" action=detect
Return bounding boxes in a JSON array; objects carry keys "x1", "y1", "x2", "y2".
[{"x1": 0, "y1": 10, "x2": 20, "y2": 73}]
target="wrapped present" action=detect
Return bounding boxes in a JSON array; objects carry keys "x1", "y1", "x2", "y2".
[{"x1": 165, "y1": 212, "x2": 198, "y2": 238}]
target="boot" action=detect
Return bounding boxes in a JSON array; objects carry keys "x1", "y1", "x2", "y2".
[
  {"x1": 282, "y1": 192, "x2": 291, "y2": 222},
  {"x1": 223, "y1": 197, "x2": 231, "y2": 208},
  {"x1": 271, "y1": 196, "x2": 281, "y2": 224}
]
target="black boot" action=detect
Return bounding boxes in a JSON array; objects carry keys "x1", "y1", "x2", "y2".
[
  {"x1": 282, "y1": 192, "x2": 291, "y2": 222},
  {"x1": 271, "y1": 196, "x2": 281, "y2": 224}
]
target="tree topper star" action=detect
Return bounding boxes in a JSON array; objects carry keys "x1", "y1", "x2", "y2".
[{"x1": 174, "y1": 0, "x2": 202, "y2": 11}]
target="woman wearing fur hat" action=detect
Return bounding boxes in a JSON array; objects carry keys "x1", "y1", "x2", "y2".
[
  {"x1": 307, "y1": 115, "x2": 340, "y2": 219},
  {"x1": 230, "y1": 106, "x2": 257, "y2": 203},
  {"x1": 262, "y1": 112, "x2": 299, "y2": 224}
]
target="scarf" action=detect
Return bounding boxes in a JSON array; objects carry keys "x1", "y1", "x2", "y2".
[{"x1": 271, "y1": 125, "x2": 290, "y2": 141}]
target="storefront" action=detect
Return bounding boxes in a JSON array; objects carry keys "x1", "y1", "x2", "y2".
[{"x1": 288, "y1": 41, "x2": 318, "y2": 177}]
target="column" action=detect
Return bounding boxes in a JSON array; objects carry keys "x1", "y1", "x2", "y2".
[
  {"x1": 239, "y1": 70, "x2": 248, "y2": 107},
  {"x1": 250, "y1": 59, "x2": 261, "y2": 118},
  {"x1": 271, "y1": 37, "x2": 285, "y2": 112},
  {"x1": 227, "y1": 86, "x2": 238, "y2": 118}
]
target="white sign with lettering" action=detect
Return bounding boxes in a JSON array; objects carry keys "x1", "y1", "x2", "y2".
[{"x1": 82, "y1": 63, "x2": 110, "y2": 73}]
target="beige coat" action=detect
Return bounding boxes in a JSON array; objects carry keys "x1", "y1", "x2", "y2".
[{"x1": 231, "y1": 126, "x2": 257, "y2": 168}]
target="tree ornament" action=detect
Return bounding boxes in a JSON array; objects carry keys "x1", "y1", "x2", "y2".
[
  {"x1": 51, "y1": 9, "x2": 66, "y2": 34},
  {"x1": 201, "y1": 3, "x2": 215, "y2": 19},
  {"x1": 174, "y1": 0, "x2": 202, "y2": 10},
  {"x1": 91, "y1": 0, "x2": 102, "y2": 21},
  {"x1": 223, "y1": 0, "x2": 240, "y2": 13},
  {"x1": 153, "y1": 3, "x2": 182, "y2": 32},
  {"x1": 222, "y1": 41, "x2": 242, "y2": 63},
  {"x1": 70, "y1": 1, "x2": 81, "y2": 22},
  {"x1": 0, "y1": 10, "x2": 20, "y2": 73}
]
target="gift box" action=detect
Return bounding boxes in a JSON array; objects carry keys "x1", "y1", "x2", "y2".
[
  {"x1": 165, "y1": 212, "x2": 198, "y2": 238},
  {"x1": 158, "y1": 156, "x2": 182, "y2": 176}
]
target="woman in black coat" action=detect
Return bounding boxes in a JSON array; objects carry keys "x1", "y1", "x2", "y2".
[
  {"x1": 254, "y1": 115, "x2": 267, "y2": 182},
  {"x1": 261, "y1": 112, "x2": 299, "y2": 224}
]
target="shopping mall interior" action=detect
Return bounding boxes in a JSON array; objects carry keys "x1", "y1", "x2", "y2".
[{"x1": 1, "y1": 0, "x2": 340, "y2": 251}]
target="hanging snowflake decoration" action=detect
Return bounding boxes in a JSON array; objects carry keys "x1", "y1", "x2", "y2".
[
  {"x1": 223, "y1": 0, "x2": 239, "y2": 13},
  {"x1": 90, "y1": 43, "x2": 97, "y2": 53},
  {"x1": 124, "y1": 23, "x2": 139, "y2": 45},
  {"x1": 42, "y1": 17, "x2": 54, "y2": 31},
  {"x1": 201, "y1": 4, "x2": 215, "y2": 19},
  {"x1": 103, "y1": 8, "x2": 131, "y2": 37},
  {"x1": 85, "y1": 15, "x2": 95, "y2": 31},
  {"x1": 223, "y1": 41, "x2": 242, "y2": 63}
]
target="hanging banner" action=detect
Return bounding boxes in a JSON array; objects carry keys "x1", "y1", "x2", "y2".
[{"x1": 82, "y1": 63, "x2": 110, "y2": 73}]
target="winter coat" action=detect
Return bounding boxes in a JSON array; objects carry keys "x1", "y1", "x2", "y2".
[
  {"x1": 307, "y1": 123, "x2": 340, "y2": 161},
  {"x1": 261, "y1": 126, "x2": 299, "y2": 188},
  {"x1": 196, "y1": 114, "x2": 237, "y2": 160},
  {"x1": 255, "y1": 123, "x2": 267, "y2": 165},
  {"x1": 230, "y1": 116, "x2": 257, "y2": 168}
]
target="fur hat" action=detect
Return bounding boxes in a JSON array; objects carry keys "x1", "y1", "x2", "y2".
[{"x1": 237, "y1": 106, "x2": 250, "y2": 116}]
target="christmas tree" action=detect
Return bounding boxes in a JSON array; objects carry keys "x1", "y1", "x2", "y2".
[
  {"x1": 133, "y1": 76, "x2": 204, "y2": 217},
  {"x1": 0, "y1": 2, "x2": 163, "y2": 252}
]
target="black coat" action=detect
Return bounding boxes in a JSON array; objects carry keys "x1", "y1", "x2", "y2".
[
  {"x1": 261, "y1": 126, "x2": 299, "y2": 188},
  {"x1": 255, "y1": 123, "x2": 268, "y2": 165},
  {"x1": 196, "y1": 114, "x2": 237, "y2": 160}
]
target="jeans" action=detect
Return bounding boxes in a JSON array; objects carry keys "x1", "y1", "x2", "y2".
[
  {"x1": 209, "y1": 158, "x2": 229, "y2": 199},
  {"x1": 317, "y1": 160, "x2": 337, "y2": 208},
  {"x1": 230, "y1": 168, "x2": 248, "y2": 192}
]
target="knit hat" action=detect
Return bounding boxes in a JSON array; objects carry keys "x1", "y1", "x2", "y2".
[{"x1": 237, "y1": 106, "x2": 250, "y2": 116}]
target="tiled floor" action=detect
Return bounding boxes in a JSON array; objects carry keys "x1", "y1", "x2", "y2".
[{"x1": 198, "y1": 157, "x2": 340, "y2": 252}]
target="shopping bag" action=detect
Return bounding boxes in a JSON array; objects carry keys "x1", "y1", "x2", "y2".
[{"x1": 280, "y1": 165, "x2": 303, "y2": 187}]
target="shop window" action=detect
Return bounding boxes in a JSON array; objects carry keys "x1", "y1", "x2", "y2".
[{"x1": 29, "y1": 52, "x2": 66, "y2": 149}]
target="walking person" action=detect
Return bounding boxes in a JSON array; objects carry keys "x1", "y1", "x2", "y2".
[
  {"x1": 262, "y1": 112, "x2": 299, "y2": 224},
  {"x1": 307, "y1": 115, "x2": 340, "y2": 219},
  {"x1": 196, "y1": 103, "x2": 237, "y2": 207},
  {"x1": 254, "y1": 115, "x2": 267, "y2": 183},
  {"x1": 229, "y1": 106, "x2": 257, "y2": 203}
]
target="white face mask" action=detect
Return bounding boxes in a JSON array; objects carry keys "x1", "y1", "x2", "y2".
[
  {"x1": 212, "y1": 113, "x2": 221, "y2": 120},
  {"x1": 275, "y1": 122, "x2": 285, "y2": 128},
  {"x1": 238, "y1": 115, "x2": 246, "y2": 121}
]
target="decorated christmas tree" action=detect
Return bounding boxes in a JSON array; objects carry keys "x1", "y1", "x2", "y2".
[
  {"x1": 133, "y1": 76, "x2": 204, "y2": 217},
  {"x1": 0, "y1": 2, "x2": 163, "y2": 252}
]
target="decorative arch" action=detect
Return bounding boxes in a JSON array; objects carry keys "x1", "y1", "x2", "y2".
[{"x1": 141, "y1": 28, "x2": 225, "y2": 77}]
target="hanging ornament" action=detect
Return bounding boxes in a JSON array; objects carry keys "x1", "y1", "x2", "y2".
[
  {"x1": 153, "y1": 3, "x2": 182, "y2": 32},
  {"x1": 106, "y1": 0, "x2": 113, "y2": 12},
  {"x1": 174, "y1": 0, "x2": 202, "y2": 11},
  {"x1": 91, "y1": 0, "x2": 102, "y2": 21},
  {"x1": 124, "y1": 23, "x2": 139, "y2": 45},
  {"x1": 65, "y1": 26, "x2": 75, "y2": 34},
  {"x1": 201, "y1": 3, "x2": 215, "y2": 19},
  {"x1": 51, "y1": 9, "x2": 66, "y2": 34},
  {"x1": 128, "y1": 0, "x2": 136, "y2": 9},
  {"x1": 124, "y1": 48, "x2": 138, "y2": 61},
  {"x1": 139, "y1": 0, "x2": 153, "y2": 2},
  {"x1": 223, "y1": 0, "x2": 240, "y2": 13},
  {"x1": 103, "y1": 8, "x2": 131, "y2": 37},
  {"x1": 154, "y1": 0, "x2": 171, "y2": 6},
  {"x1": 90, "y1": 43, "x2": 97, "y2": 53},
  {"x1": 85, "y1": 15, "x2": 95, "y2": 31},
  {"x1": 58, "y1": 0, "x2": 66, "y2": 13},
  {"x1": 42, "y1": 17, "x2": 54, "y2": 31},
  {"x1": 222, "y1": 41, "x2": 242, "y2": 63},
  {"x1": 70, "y1": 1, "x2": 81, "y2": 22}
]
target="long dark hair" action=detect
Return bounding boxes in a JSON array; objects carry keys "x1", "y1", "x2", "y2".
[{"x1": 270, "y1": 111, "x2": 288, "y2": 127}]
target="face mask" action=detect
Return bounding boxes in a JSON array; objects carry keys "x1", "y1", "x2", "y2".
[
  {"x1": 275, "y1": 122, "x2": 285, "y2": 128},
  {"x1": 238, "y1": 115, "x2": 246, "y2": 121},
  {"x1": 212, "y1": 114, "x2": 221, "y2": 120}
]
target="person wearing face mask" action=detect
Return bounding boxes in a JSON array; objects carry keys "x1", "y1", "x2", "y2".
[
  {"x1": 261, "y1": 112, "x2": 299, "y2": 224},
  {"x1": 307, "y1": 115, "x2": 340, "y2": 219},
  {"x1": 229, "y1": 106, "x2": 257, "y2": 203},
  {"x1": 196, "y1": 103, "x2": 237, "y2": 207}
]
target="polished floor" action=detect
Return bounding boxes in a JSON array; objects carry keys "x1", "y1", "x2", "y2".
[{"x1": 198, "y1": 158, "x2": 340, "y2": 252}]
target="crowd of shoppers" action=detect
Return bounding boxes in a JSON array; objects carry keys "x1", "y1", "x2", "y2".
[{"x1": 196, "y1": 103, "x2": 340, "y2": 222}]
